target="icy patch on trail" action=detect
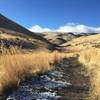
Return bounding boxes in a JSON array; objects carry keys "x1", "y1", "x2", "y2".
[
  {"x1": 48, "y1": 71, "x2": 63, "y2": 77},
  {"x1": 7, "y1": 92, "x2": 60, "y2": 100},
  {"x1": 7, "y1": 71, "x2": 71, "y2": 100}
]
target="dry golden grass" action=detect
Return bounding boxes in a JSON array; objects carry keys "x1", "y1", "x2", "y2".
[
  {"x1": 62, "y1": 34, "x2": 100, "y2": 46},
  {"x1": 61, "y1": 34, "x2": 100, "y2": 53},
  {"x1": 79, "y1": 48, "x2": 100, "y2": 99},
  {"x1": 0, "y1": 46, "x2": 67, "y2": 95},
  {"x1": 0, "y1": 32, "x2": 28, "y2": 41}
]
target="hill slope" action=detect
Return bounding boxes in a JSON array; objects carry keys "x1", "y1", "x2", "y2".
[
  {"x1": 0, "y1": 14, "x2": 56, "y2": 51},
  {"x1": 61, "y1": 34, "x2": 100, "y2": 52}
]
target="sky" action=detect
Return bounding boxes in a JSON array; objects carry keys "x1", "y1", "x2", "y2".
[{"x1": 0, "y1": 0, "x2": 100, "y2": 33}]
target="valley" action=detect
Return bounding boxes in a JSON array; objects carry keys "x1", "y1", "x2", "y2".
[{"x1": 0, "y1": 14, "x2": 100, "y2": 100}]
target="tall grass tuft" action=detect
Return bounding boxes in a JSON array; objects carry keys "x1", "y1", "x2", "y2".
[
  {"x1": 0, "y1": 45, "x2": 66, "y2": 95},
  {"x1": 79, "y1": 48, "x2": 100, "y2": 99}
]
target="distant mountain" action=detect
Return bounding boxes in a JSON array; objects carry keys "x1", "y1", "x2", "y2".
[
  {"x1": 39, "y1": 32, "x2": 76, "y2": 45},
  {"x1": 72, "y1": 32, "x2": 98, "y2": 36},
  {"x1": 39, "y1": 32, "x2": 98, "y2": 46},
  {"x1": 0, "y1": 14, "x2": 56, "y2": 50}
]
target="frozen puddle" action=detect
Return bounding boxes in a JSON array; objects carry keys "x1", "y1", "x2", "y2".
[{"x1": 7, "y1": 71, "x2": 71, "y2": 100}]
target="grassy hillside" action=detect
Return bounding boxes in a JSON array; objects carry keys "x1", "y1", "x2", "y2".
[
  {"x1": 0, "y1": 32, "x2": 54, "y2": 52},
  {"x1": 0, "y1": 14, "x2": 57, "y2": 51},
  {"x1": 61, "y1": 34, "x2": 100, "y2": 53}
]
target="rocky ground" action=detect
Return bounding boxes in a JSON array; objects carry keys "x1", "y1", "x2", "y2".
[{"x1": 4, "y1": 56, "x2": 90, "y2": 100}]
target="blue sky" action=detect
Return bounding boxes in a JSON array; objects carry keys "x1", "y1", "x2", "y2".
[{"x1": 0, "y1": 0, "x2": 100, "y2": 32}]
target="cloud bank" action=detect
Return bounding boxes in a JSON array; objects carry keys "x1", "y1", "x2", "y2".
[{"x1": 29, "y1": 23, "x2": 100, "y2": 33}]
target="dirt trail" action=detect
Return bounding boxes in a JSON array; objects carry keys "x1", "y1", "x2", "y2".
[
  {"x1": 5, "y1": 56, "x2": 91, "y2": 100},
  {"x1": 56, "y1": 56, "x2": 90, "y2": 100}
]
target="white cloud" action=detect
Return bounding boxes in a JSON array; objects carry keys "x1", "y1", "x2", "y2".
[
  {"x1": 57, "y1": 24, "x2": 100, "y2": 33},
  {"x1": 29, "y1": 25, "x2": 52, "y2": 32},
  {"x1": 29, "y1": 23, "x2": 100, "y2": 33}
]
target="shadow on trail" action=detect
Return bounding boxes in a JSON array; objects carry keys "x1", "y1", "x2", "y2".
[{"x1": 55, "y1": 56, "x2": 91, "y2": 100}]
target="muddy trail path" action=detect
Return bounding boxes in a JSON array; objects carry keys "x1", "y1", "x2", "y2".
[{"x1": 5, "y1": 56, "x2": 90, "y2": 100}]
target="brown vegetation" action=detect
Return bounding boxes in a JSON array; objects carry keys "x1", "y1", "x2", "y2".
[
  {"x1": 79, "y1": 48, "x2": 100, "y2": 99},
  {"x1": 0, "y1": 46, "x2": 67, "y2": 95}
]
